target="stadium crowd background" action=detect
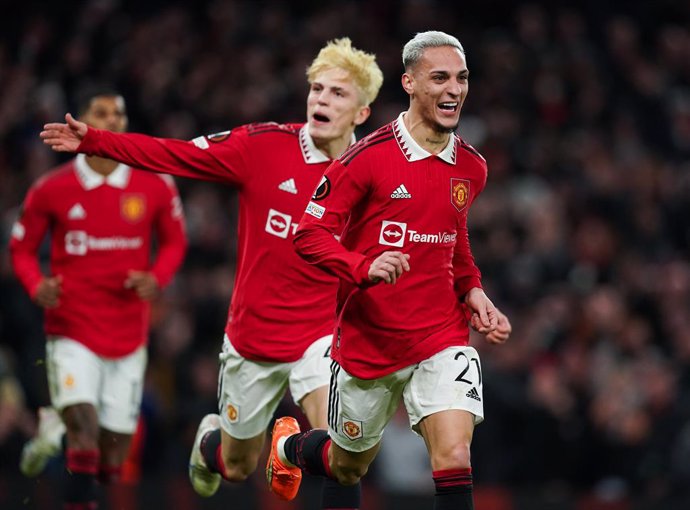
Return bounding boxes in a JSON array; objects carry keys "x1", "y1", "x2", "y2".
[{"x1": 1, "y1": 0, "x2": 689, "y2": 509}]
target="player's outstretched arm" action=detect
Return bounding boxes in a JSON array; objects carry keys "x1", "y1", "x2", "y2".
[{"x1": 40, "y1": 113, "x2": 88, "y2": 153}]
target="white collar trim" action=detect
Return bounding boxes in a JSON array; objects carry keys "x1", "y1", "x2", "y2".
[
  {"x1": 74, "y1": 154, "x2": 131, "y2": 190},
  {"x1": 393, "y1": 112, "x2": 456, "y2": 164},
  {"x1": 299, "y1": 124, "x2": 356, "y2": 164}
]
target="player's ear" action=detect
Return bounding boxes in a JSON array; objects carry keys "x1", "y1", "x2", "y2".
[
  {"x1": 354, "y1": 105, "x2": 371, "y2": 126},
  {"x1": 401, "y1": 73, "x2": 414, "y2": 95}
]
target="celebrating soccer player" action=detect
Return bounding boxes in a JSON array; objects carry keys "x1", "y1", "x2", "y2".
[
  {"x1": 40, "y1": 39, "x2": 383, "y2": 509},
  {"x1": 268, "y1": 31, "x2": 512, "y2": 510},
  {"x1": 12, "y1": 90, "x2": 187, "y2": 510}
]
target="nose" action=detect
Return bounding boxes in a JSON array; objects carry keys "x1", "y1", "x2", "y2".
[
  {"x1": 317, "y1": 90, "x2": 329, "y2": 105},
  {"x1": 447, "y1": 80, "x2": 462, "y2": 98}
]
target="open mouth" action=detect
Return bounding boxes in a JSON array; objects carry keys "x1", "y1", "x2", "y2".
[
  {"x1": 313, "y1": 113, "x2": 331, "y2": 123},
  {"x1": 438, "y1": 102, "x2": 458, "y2": 113}
]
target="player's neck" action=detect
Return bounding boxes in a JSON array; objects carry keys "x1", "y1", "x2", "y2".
[
  {"x1": 84, "y1": 155, "x2": 120, "y2": 176},
  {"x1": 314, "y1": 134, "x2": 353, "y2": 161},
  {"x1": 403, "y1": 110, "x2": 451, "y2": 155}
]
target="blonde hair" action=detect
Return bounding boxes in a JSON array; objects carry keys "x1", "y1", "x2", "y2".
[{"x1": 307, "y1": 38, "x2": 383, "y2": 106}]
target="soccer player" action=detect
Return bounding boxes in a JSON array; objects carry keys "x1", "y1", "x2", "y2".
[
  {"x1": 267, "y1": 31, "x2": 511, "y2": 510},
  {"x1": 40, "y1": 39, "x2": 383, "y2": 509},
  {"x1": 11, "y1": 90, "x2": 187, "y2": 510}
]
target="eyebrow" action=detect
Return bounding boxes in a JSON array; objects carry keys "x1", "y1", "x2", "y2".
[
  {"x1": 312, "y1": 82, "x2": 349, "y2": 95},
  {"x1": 429, "y1": 69, "x2": 470, "y2": 77}
]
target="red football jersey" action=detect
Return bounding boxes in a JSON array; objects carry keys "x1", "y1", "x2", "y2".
[
  {"x1": 294, "y1": 113, "x2": 486, "y2": 379},
  {"x1": 78, "y1": 123, "x2": 345, "y2": 362},
  {"x1": 10, "y1": 155, "x2": 187, "y2": 357}
]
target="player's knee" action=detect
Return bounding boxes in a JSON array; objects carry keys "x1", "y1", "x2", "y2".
[
  {"x1": 332, "y1": 459, "x2": 369, "y2": 486},
  {"x1": 221, "y1": 455, "x2": 258, "y2": 483},
  {"x1": 431, "y1": 441, "x2": 472, "y2": 471}
]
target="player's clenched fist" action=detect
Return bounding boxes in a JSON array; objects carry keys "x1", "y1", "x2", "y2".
[{"x1": 368, "y1": 251, "x2": 411, "y2": 284}]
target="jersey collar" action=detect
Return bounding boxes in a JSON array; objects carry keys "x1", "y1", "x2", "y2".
[
  {"x1": 75, "y1": 154, "x2": 131, "y2": 190},
  {"x1": 299, "y1": 124, "x2": 356, "y2": 164},
  {"x1": 393, "y1": 112, "x2": 456, "y2": 164}
]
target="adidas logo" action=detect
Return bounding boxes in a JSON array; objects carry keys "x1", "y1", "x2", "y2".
[
  {"x1": 67, "y1": 203, "x2": 86, "y2": 220},
  {"x1": 278, "y1": 178, "x2": 298, "y2": 194},
  {"x1": 390, "y1": 184, "x2": 411, "y2": 199},
  {"x1": 466, "y1": 387, "x2": 481, "y2": 401}
]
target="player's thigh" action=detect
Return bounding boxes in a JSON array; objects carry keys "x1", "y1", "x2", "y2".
[
  {"x1": 218, "y1": 336, "x2": 291, "y2": 440},
  {"x1": 403, "y1": 345, "x2": 484, "y2": 434},
  {"x1": 46, "y1": 337, "x2": 102, "y2": 412},
  {"x1": 416, "y1": 409, "x2": 475, "y2": 470},
  {"x1": 328, "y1": 362, "x2": 412, "y2": 454},
  {"x1": 99, "y1": 345, "x2": 147, "y2": 435},
  {"x1": 289, "y1": 335, "x2": 332, "y2": 428}
]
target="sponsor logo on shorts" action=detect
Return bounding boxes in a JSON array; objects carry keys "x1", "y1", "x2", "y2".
[
  {"x1": 342, "y1": 418, "x2": 363, "y2": 440},
  {"x1": 466, "y1": 387, "x2": 481, "y2": 401},
  {"x1": 226, "y1": 403, "x2": 239, "y2": 423}
]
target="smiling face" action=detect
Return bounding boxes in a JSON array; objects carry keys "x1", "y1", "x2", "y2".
[
  {"x1": 81, "y1": 95, "x2": 128, "y2": 133},
  {"x1": 306, "y1": 67, "x2": 370, "y2": 154},
  {"x1": 402, "y1": 45, "x2": 468, "y2": 133}
]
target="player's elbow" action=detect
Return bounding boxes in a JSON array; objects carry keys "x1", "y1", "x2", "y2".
[{"x1": 292, "y1": 226, "x2": 310, "y2": 261}]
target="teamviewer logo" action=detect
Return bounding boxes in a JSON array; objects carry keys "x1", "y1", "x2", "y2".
[
  {"x1": 265, "y1": 209, "x2": 293, "y2": 238},
  {"x1": 379, "y1": 221, "x2": 407, "y2": 247}
]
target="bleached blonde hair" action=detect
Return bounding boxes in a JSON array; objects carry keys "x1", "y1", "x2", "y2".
[
  {"x1": 307, "y1": 38, "x2": 383, "y2": 106},
  {"x1": 402, "y1": 31, "x2": 464, "y2": 70}
]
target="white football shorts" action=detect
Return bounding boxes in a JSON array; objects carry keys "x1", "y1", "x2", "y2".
[
  {"x1": 46, "y1": 337, "x2": 147, "y2": 434},
  {"x1": 217, "y1": 334, "x2": 332, "y2": 439},
  {"x1": 328, "y1": 345, "x2": 484, "y2": 453}
]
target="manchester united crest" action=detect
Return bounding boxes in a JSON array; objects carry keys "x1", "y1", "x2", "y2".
[
  {"x1": 342, "y1": 419, "x2": 363, "y2": 440},
  {"x1": 121, "y1": 194, "x2": 146, "y2": 223},
  {"x1": 450, "y1": 178, "x2": 470, "y2": 212},
  {"x1": 226, "y1": 403, "x2": 239, "y2": 423}
]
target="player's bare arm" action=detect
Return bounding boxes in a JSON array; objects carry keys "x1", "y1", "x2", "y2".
[
  {"x1": 124, "y1": 270, "x2": 160, "y2": 301},
  {"x1": 464, "y1": 287, "x2": 497, "y2": 332},
  {"x1": 40, "y1": 113, "x2": 88, "y2": 153},
  {"x1": 368, "y1": 251, "x2": 411, "y2": 284},
  {"x1": 33, "y1": 275, "x2": 63, "y2": 308}
]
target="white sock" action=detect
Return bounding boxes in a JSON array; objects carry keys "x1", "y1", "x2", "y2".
[{"x1": 276, "y1": 436, "x2": 296, "y2": 467}]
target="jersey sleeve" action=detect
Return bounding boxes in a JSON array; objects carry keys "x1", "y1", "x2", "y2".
[
  {"x1": 452, "y1": 222, "x2": 482, "y2": 298},
  {"x1": 293, "y1": 160, "x2": 373, "y2": 287},
  {"x1": 9, "y1": 182, "x2": 50, "y2": 298},
  {"x1": 149, "y1": 176, "x2": 187, "y2": 288},
  {"x1": 78, "y1": 127, "x2": 251, "y2": 186},
  {"x1": 453, "y1": 158, "x2": 487, "y2": 299}
]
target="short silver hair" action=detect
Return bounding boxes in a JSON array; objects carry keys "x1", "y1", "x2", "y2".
[{"x1": 402, "y1": 31, "x2": 465, "y2": 70}]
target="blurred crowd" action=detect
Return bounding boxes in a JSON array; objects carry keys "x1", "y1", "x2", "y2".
[{"x1": 1, "y1": 0, "x2": 689, "y2": 508}]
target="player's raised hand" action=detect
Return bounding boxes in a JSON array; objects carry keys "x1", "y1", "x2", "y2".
[
  {"x1": 472, "y1": 307, "x2": 511, "y2": 344},
  {"x1": 368, "y1": 251, "x2": 411, "y2": 284},
  {"x1": 40, "y1": 113, "x2": 88, "y2": 153},
  {"x1": 124, "y1": 271, "x2": 160, "y2": 301},
  {"x1": 464, "y1": 287, "x2": 498, "y2": 333},
  {"x1": 34, "y1": 275, "x2": 63, "y2": 308}
]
